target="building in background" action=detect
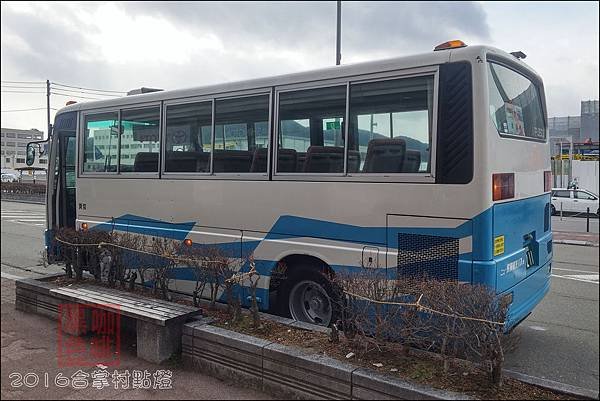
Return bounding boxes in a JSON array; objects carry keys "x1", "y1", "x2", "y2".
[
  {"x1": 581, "y1": 100, "x2": 599, "y2": 142},
  {"x1": 1, "y1": 128, "x2": 47, "y2": 171},
  {"x1": 548, "y1": 100, "x2": 599, "y2": 158}
]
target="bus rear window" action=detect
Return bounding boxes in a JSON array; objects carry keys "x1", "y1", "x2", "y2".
[{"x1": 487, "y1": 61, "x2": 546, "y2": 140}]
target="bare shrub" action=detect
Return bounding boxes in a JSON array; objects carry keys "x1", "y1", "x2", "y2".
[
  {"x1": 333, "y1": 271, "x2": 510, "y2": 386},
  {"x1": 54, "y1": 227, "x2": 110, "y2": 281}
]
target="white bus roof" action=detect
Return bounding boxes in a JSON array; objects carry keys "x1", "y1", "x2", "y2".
[{"x1": 56, "y1": 44, "x2": 540, "y2": 116}]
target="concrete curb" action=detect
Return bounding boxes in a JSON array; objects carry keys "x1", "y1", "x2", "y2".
[
  {"x1": 194, "y1": 312, "x2": 600, "y2": 400},
  {"x1": 182, "y1": 321, "x2": 469, "y2": 400},
  {"x1": 1, "y1": 196, "x2": 45, "y2": 204},
  {"x1": 504, "y1": 370, "x2": 599, "y2": 400},
  {"x1": 553, "y1": 239, "x2": 599, "y2": 247}
]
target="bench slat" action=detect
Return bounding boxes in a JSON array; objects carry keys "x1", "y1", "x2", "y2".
[
  {"x1": 68, "y1": 285, "x2": 199, "y2": 313},
  {"x1": 51, "y1": 287, "x2": 200, "y2": 326},
  {"x1": 67, "y1": 287, "x2": 194, "y2": 316},
  {"x1": 52, "y1": 288, "x2": 178, "y2": 322}
]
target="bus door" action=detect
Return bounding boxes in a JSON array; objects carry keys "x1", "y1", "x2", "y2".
[
  {"x1": 47, "y1": 112, "x2": 78, "y2": 231},
  {"x1": 58, "y1": 131, "x2": 77, "y2": 228}
]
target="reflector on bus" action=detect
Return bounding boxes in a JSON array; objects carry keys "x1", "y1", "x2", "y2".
[{"x1": 433, "y1": 40, "x2": 467, "y2": 51}]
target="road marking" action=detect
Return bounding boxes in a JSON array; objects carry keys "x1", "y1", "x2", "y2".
[
  {"x1": 528, "y1": 325, "x2": 547, "y2": 331},
  {"x1": 553, "y1": 267, "x2": 599, "y2": 274},
  {"x1": 1, "y1": 209, "x2": 46, "y2": 227},
  {"x1": 551, "y1": 274, "x2": 599, "y2": 284}
]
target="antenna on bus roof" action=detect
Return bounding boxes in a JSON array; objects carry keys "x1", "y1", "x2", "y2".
[
  {"x1": 127, "y1": 87, "x2": 163, "y2": 96},
  {"x1": 510, "y1": 51, "x2": 527, "y2": 60}
]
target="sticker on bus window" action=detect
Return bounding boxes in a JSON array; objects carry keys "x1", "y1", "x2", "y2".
[
  {"x1": 494, "y1": 235, "x2": 505, "y2": 256},
  {"x1": 504, "y1": 103, "x2": 525, "y2": 136}
]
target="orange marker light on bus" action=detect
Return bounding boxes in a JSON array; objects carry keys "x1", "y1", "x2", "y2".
[
  {"x1": 81, "y1": 222, "x2": 89, "y2": 231},
  {"x1": 66, "y1": 101, "x2": 77, "y2": 106},
  {"x1": 183, "y1": 238, "x2": 193, "y2": 247},
  {"x1": 492, "y1": 173, "x2": 515, "y2": 201},
  {"x1": 433, "y1": 40, "x2": 467, "y2": 51}
]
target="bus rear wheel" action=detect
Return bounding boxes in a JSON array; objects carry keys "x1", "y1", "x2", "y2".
[{"x1": 281, "y1": 268, "x2": 339, "y2": 327}]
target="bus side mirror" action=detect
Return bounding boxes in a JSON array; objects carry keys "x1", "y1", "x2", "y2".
[{"x1": 26, "y1": 143, "x2": 37, "y2": 166}]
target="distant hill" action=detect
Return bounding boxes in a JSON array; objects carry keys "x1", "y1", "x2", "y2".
[{"x1": 280, "y1": 120, "x2": 429, "y2": 159}]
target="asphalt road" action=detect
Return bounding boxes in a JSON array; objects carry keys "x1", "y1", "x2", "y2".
[
  {"x1": 552, "y1": 214, "x2": 599, "y2": 234},
  {"x1": 1, "y1": 200, "x2": 599, "y2": 393}
]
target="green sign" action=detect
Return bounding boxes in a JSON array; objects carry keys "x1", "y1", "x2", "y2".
[{"x1": 325, "y1": 121, "x2": 341, "y2": 130}]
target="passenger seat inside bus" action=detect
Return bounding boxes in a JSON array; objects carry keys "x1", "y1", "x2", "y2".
[
  {"x1": 403, "y1": 150, "x2": 422, "y2": 173},
  {"x1": 250, "y1": 148, "x2": 298, "y2": 173},
  {"x1": 133, "y1": 152, "x2": 159, "y2": 172},
  {"x1": 213, "y1": 149, "x2": 252, "y2": 172},
  {"x1": 303, "y1": 146, "x2": 344, "y2": 173},
  {"x1": 296, "y1": 152, "x2": 306, "y2": 172},
  {"x1": 165, "y1": 151, "x2": 209, "y2": 172},
  {"x1": 362, "y1": 138, "x2": 406, "y2": 173}
]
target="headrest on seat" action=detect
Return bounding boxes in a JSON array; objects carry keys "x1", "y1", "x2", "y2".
[{"x1": 362, "y1": 138, "x2": 406, "y2": 173}]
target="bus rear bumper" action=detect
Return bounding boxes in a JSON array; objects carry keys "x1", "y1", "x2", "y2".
[{"x1": 502, "y1": 260, "x2": 551, "y2": 331}]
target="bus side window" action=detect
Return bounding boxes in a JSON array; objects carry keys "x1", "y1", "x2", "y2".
[
  {"x1": 278, "y1": 86, "x2": 346, "y2": 173},
  {"x1": 214, "y1": 95, "x2": 269, "y2": 173},
  {"x1": 165, "y1": 101, "x2": 212, "y2": 173},
  {"x1": 348, "y1": 76, "x2": 434, "y2": 174},
  {"x1": 120, "y1": 107, "x2": 160, "y2": 173},
  {"x1": 83, "y1": 112, "x2": 119, "y2": 173}
]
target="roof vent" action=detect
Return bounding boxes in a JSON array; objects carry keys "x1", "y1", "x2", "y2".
[{"x1": 126, "y1": 87, "x2": 163, "y2": 96}]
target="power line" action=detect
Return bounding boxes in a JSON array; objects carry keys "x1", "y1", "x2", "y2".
[
  {"x1": 0, "y1": 80, "x2": 45, "y2": 84},
  {"x1": 1, "y1": 107, "x2": 58, "y2": 112},
  {"x1": 52, "y1": 81, "x2": 126, "y2": 94},
  {"x1": 51, "y1": 91, "x2": 108, "y2": 101},
  {"x1": 1, "y1": 90, "x2": 46, "y2": 94},
  {"x1": 50, "y1": 85, "x2": 121, "y2": 97},
  {"x1": 1, "y1": 84, "x2": 46, "y2": 89}
]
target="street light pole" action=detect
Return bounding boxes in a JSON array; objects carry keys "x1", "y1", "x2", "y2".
[
  {"x1": 336, "y1": 0, "x2": 341, "y2": 66},
  {"x1": 46, "y1": 79, "x2": 51, "y2": 140}
]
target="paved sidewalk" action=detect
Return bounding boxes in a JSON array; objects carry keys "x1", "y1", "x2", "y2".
[
  {"x1": 553, "y1": 230, "x2": 599, "y2": 247},
  {"x1": 0, "y1": 278, "x2": 271, "y2": 400}
]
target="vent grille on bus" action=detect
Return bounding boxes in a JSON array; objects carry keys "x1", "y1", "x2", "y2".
[{"x1": 397, "y1": 233, "x2": 459, "y2": 282}]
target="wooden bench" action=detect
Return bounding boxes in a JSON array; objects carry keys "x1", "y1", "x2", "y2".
[{"x1": 50, "y1": 284, "x2": 201, "y2": 364}]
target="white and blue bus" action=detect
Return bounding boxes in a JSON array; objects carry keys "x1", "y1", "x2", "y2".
[{"x1": 31, "y1": 41, "x2": 552, "y2": 328}]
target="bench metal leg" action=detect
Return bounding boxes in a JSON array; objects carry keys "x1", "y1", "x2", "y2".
[{"x1": 136, "y1": 320, "x2": 182, "y2": 364}]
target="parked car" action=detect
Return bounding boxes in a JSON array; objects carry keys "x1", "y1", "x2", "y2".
[
  {"x1": 551, "y1": 188, "x2": 599, "y2": 216},
  {"x1": 1, "y1": 173, "x2": 19, "y2": 183}
]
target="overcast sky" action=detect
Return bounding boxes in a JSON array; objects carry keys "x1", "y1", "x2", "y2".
[{"x1": 1, "y1": 1, "x2": 598, "y2": 134}]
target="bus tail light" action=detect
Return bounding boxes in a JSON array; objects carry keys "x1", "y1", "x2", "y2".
[
  {"x1": 492, "y1": 173, "x2": 515, "y2": 201},
  {"x1": 544, "y1": 171, "x2": 552, "y2": 192},
  {"x1": 81, "y1": 222, "x2": 88, "y2": 231},
  {"x1": 434, "y1": 40, "x2": 467, "y2": 51}
]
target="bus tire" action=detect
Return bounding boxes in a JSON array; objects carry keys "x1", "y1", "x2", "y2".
[{"x1": 279, "y1": 267, "x2": 340, "y2": 327}]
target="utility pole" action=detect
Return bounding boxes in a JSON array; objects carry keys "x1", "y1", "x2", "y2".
[
  {"x1": 46, "y1": 79, "x2": 51, "y2": 139},
  {"x1": 336, "y1": 0, "x2": 341, "y2": 65}
]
